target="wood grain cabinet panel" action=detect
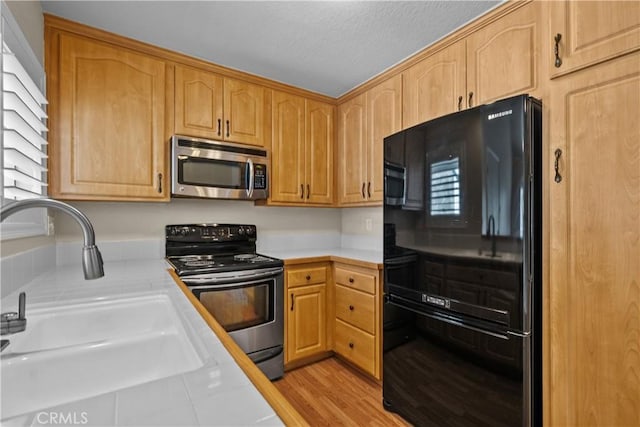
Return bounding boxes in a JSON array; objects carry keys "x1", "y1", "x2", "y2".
[
  {"x1": 334, "y1": 319, "x2": 376, "y2": 377},
  {"x1": 335, "y1": 284, "x2": 375, "y2": 335},
  {"x1": 270, "y1": 92, "x2": 333, "y2": 205},
  {"x1": 49, "y1": 32, "x2": 168, "y2": 200},
  {"x1": 466, "y1": 1, "x2": 541, "y2": 105},
  {"x1": 547, "y1": 52, "x2": 640, "y2": 427},
  {"x1": 338, "y1": 74, "x2": 402, "y2": 206},
  {"x1": 175, "y1": 65, "x2": 223, "y2": 139},
  {"x1": 285, "y1": 263, "x2": 330, "y2": 364},
  {"x1": 549, "y1": 0, "x2": 640, "y2": 78},
  {"x1": 175, "y1": 65, "x2": 267, "y2": 147},
  {"x1": 403, "y1": 39, "x2": 466, "y2": 127}
]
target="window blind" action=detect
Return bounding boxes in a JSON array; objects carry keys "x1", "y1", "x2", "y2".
[
  {"x1": 2, "y1": 40, "x2": 48, "y2": 201},
  {"x1": 430, "y1": 157, "x2": 460, "y2": 216}
]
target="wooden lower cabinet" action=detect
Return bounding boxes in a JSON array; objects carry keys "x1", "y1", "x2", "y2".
[
  {"x1": 546, "y1": 52, "x2": 640, "y2": 427},
  {"x1": 285, "y1": 263, "x2": 329, "y2": 364},
  {"x1": 333, "y1": 263, "x2": 381, "y2": 380}
]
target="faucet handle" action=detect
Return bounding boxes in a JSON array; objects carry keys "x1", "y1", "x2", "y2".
[{"x1": 1, "y1": 292, "x2": 27, "y2": 335}]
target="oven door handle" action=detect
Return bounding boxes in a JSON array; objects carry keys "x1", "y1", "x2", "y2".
[{"x1": 182, "y1": 267, "x2": 283, "y2": 286}]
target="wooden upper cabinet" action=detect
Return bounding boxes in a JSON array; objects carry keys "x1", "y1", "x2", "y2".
[
  {"x1": 466, "y1": 1, "x2": 541, "y2": 105},
  {"x1": 337, "y1": 93, "x2": 367, "y2": 204},
  {"x1": 270, "y1": 92, "x2": 333, "y2": 205},
  {"x1": 403, "y1": 39, "x2": 466, "y2": 127},
  {"x1": 549, "y1": 0, "x2": 640, "y2": 78},
  {"x1": 175, "y1": 65, "x2": 267, "y2": 147},
  {"x1": 48, "y1": 32, "x2": 169, "y2": 200},
  {"x1": 366, "y1": 74, "x2": 402, "y2": 203},
  {"x1": 338, "y1": 75, "x2": 402, "y2": 206},
  {"x1": 175, "y1": 65, "x2": 223, "y2": 139},
  {"x1": 271, "y1": 91, "x2": 306, "y2": 203},
  {"x1": 223, "y1": 77, "x2": 267, "y2": 147},
  {"x1": 305, "y1": 100, "x2": 334, "y2": 204}
]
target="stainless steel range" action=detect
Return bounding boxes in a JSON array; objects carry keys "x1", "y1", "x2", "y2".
[{"x1": 166, "y1": 224, "x2": 284, "y2": 380}]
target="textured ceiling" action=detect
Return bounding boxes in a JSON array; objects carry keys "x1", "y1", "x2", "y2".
[{"x1": 41, "y1": 1, "x2": 501, "y2": 97}]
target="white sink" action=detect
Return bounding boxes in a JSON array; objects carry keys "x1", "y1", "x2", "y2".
[{"x1": 1, "y1": 294, "x2": 204, "y2": 420}]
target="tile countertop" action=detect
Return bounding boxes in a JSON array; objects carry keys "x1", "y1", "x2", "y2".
[{"x1": 1, "y1": 259, "x2": 284, "y2": 427}]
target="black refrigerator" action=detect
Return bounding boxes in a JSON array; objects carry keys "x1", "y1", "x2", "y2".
[{"x1": 382, "y1": 94, "x2": 542, "y2": 427}]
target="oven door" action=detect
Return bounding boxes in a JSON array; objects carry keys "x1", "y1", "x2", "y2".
[{"x1": 187, "y1": 267, "x2": 283, "y2": 355}]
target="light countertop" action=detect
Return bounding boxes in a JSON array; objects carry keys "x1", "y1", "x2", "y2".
[
  {"x1": 1, "y1": 259, "x2": 285, "y2": 426},
  {"x1": 262, "y1": 247, "x2": 383, "y2": 268}
]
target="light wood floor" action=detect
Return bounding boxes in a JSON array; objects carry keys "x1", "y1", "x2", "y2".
[{"x1": 274, "y1": 357, "x2": 409, "y2": 426}]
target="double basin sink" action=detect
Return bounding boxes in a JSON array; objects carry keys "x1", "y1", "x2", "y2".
[{"x1": 1, "y1": 293, "x2": 204, "y2": 420}]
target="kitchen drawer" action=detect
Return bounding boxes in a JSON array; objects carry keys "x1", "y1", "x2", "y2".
[
  {"x1": 335, "y1": 284, "x2": 375, "y2": 334},
  {"x1": 334, "y1": 318, "x2": 376, "y2": 376},
  {"x1": 334, "y1": 266, "x2": 376, "y2": 294},
  {"x1": 287, "y1": 266, "x2": 327, "y2": 288}
]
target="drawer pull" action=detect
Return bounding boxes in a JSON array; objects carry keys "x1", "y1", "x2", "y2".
[
  {"x1": 305, "y1": 275, "x2": 311, "y2": 280},
  {"x1": 290, "y1": 293, "x2": 294, "y2": 311},
  {"x1": 349, "y1": 277, "x2": 354, "y2": 283},
  {"x1": 349, "y1": 305, "x2": 354, "y2": 311},
  {"x1": 348, "y1": 342, "x2": 354, "y2": 349}
]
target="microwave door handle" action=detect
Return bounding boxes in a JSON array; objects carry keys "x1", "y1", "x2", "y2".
[{"x1": 247, "y1": 158, "x2": 254, "y2": 198}]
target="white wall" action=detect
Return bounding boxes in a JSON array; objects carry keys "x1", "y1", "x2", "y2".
[{"x1": 340, "y1": 206, "x2": 383, "y2": 250}]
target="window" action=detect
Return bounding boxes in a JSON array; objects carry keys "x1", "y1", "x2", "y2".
[
  {"x1": 1, "y1": 3, "x2": 49, "y2": 239},
  {"x1": 430, "y1": 157, "x2": 460, "y2": 216}
]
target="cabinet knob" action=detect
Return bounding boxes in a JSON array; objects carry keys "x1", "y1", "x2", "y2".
[
  {"x1": 349, "y1": 305, "x2": 354, "y2": 311},
  {"x1": 349, "y1": 277, "x2": 354, "y2": 283},
  {"x1": 348, "y1": 342, "x2": 354, "y2": 349},
  {"x1": 305, "y1": 275, "x2": 311, "y2": 281}
]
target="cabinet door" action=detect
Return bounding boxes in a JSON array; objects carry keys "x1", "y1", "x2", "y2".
[
  {"x1": 53, "y1": 33, "x2": 167, "y2": 200},
  {"x1": 547, "y1": 53, "x2": 640, "y2": 427},
  {"x1": 271, "y1": 91, "x2": 305, "y2": 203},
  {"x1": 337, "y1": 94, "x2": 367, "y2": 204},
  {"x1": 174, "y1": 65, "x2": 223, "y2": 140},
  {"x1": 305, "y1": 100, "x2": 334, "y2": 204},
  {"x1": 286, "y1": 284, "x2": 327, "y2": 363},
  {"x1": 403, "y1": 39, "x2": 466, "y2": 127},
  {"x1": 366, "y1": 74, "x2": 402, "y2": 203},
  {"x1": 466, "y1": 2, "x2": 541, "y2": 106},
  {"x1": 223, "y1": 78, "x2": 266, "y2": 147},
  {"x1": 549, "y1": 0, "x2": 640, "y2": 78}
]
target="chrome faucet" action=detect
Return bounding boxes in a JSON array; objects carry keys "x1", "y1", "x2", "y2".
[
  {"x1": 1, "y1": 198, "x2": 104, "y2": 279},
  {"x1": 487, "y1": 214, "x2": 497, "y2": 257}
]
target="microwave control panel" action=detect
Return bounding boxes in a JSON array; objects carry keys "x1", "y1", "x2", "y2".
[{"x1": 254, "y1": 164, "x2": 267, "y2": 189}]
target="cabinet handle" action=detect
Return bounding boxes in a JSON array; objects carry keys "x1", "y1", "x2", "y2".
[
  {"x1": 300, "y1": 184, "x2": 304, "y2": 199},
  {"x1": 554, "y1": 148, "x2": 563, "y2": 183},
  {"x1": 349, "y1": 277, "x2": 354, "y2": 283},
  {"x1": 457, "y1": 96, "x2": 463, "y2": 111},
  {"x1": 306, "y1": 184, "x2": 310, "y2": 199},
  {"x1": 349, "y1": 305, "x2": 354, "y2": 311},
  {"x1": 468, "y1": 92, "x2": 474, "y2": 108},
  {"x1": 554, "y1": 33, "x2": 563, "y2": 68},
  {"x1": 367, "y1": 182, "x2": 371, "y2": 198},
  {"x1": 290, "y1": 293, "x2": 294, "y2": 311},
  {"x1": 348, "y1": 341, "x2": 354, "y2": 349},
  {"x1": 157, "y1": 173, "x2": 162, "y2": 193},
  {"x1": 217, "y1": 119, "x2": 222, "y2": 136},
  {"x1": 361, "y1": 183, "x2": 366, "y2": 199},
  {"x1": 226, "y1": 120, "x2": 230, "y2": 137},
  {"x1": 305, "y1": 275, "x2": 311, "y2": 281}
]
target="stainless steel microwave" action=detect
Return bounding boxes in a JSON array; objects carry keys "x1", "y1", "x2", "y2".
[{"x1": 171, "y1": 135, "x2": 269, "y2": 200}]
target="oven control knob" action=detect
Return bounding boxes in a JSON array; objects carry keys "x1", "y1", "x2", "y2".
[
  {"x1": 180, "y1": 228, "x2": 189, "y2": 237},
  {"x1": 246, "y1": 227, "x2": 255, "y2": 236},
  {"x1": 238, "y1": 227, "x2": 245, "y2": 235}
]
